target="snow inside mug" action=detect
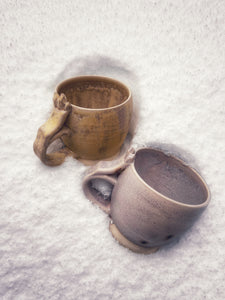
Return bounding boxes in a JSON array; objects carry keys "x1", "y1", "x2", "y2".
[
  {"x1": 82, "y1": 147, "x2": 210, "y2": 253},
  {"x1": 33, "y1": 76, "x2": 133, "y2": 166}
]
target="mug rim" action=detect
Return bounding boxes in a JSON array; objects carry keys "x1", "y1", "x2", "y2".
[
  {"x1": 56, "y1": 75, "x2": 132, "y2": 112},
  {"x1": 131, "y1": 148, "x2": 210, "y2": 208}
]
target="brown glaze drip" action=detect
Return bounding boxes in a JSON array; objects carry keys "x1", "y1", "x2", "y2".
[{"x1": 59, "y1": 80, "x2": 129, "y2": 109}]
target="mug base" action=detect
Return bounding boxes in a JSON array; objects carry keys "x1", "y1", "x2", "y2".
[
  {"x1": 78, "y1": 151, "x2": 121, "y2": 166},
  {"x1": 78, "y1": 134, "x2": 133, "y2": 166},
  {"x1": 109, "y1": 223, "x2": 159, "y2": 254}
]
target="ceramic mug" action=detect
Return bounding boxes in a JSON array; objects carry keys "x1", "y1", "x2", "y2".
[
  {"x1": 82, "y1": 147, "x2": 210, "y2": 253},
  {"x1": 33, "y1": 76, "x2": 133, "y2": 166}
]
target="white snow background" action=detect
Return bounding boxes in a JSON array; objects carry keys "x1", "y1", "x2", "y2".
[{"x1": 1, "y1": 0, "x2": 225, "y2": 299}]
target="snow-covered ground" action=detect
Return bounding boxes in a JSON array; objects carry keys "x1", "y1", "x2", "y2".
[{"x1": 1, "y1": 0, "x2": 225, "y2": 299}]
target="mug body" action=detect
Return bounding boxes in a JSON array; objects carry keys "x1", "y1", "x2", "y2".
[
  {"x1": 56, "y1": 76, "x2": 133, "y2": 160},
  {"x1": 110, "y1": 148, "x2": 210, "y2": 248}
]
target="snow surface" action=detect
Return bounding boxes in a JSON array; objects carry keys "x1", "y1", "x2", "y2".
[{"x1": 1, "y1": 0, "x2": 225, "y2": 299}]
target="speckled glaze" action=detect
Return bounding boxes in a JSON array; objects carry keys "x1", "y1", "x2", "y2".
[
  {"x1": 33, "y1": 76, "x2": 132, "y2": 166},
  {"x1": 82, "y1": 147, "x2": 210, "y2": 253}
]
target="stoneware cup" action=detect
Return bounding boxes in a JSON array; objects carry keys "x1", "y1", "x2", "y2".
[
  {"x1": 82, "y1": 147, "x2": 210, "y2": 254},
  {"x1": 33, "y1": 76, "x2": 133, "y2": 166}
]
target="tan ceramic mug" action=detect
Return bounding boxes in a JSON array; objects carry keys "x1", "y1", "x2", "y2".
[
  {"x1": 33, "y1": 76, "x2": 133, "y2": 166},
  {"x1": 82, "y1": 147, "x2": 210, "y2": 253}
]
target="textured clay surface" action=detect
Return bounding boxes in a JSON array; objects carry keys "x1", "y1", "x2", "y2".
[
  {"x1": 60, "y1": 79, "x2": 128, "y2": 109},
  {"x1": 134, "y1": 149, "x2": 207, "y2": 205}
]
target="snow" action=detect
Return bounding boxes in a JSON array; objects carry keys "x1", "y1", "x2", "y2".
[{"x1": 1, "y1": 0, "x2": 225, "y2": 299}]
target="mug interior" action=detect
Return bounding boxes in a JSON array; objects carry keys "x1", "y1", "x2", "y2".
[
  {"x1": 57, "y1": 76, "x2": 130, "y2": 109},
  {"x1": 134, "y1": 149, "x2": 208, "y2": 205}
]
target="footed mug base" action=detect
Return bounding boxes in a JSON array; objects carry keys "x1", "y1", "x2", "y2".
[
  {"x1": 109, "y1": 222, "x2": 159, "y2": 254},
  {"x1": 78, "y1": 150, "x2": 121, "y2": 166},
  {"x1": 78, "y1": 135, "x2": 132, "y2": 166}
]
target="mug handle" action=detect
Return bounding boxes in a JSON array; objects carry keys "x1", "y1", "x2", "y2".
[
  {"x1": 33, "y1": 92, "x2": 73, "y2": 166},
  {"x1": 82, "y1": 148, "x2": 136, "y2": 214}
]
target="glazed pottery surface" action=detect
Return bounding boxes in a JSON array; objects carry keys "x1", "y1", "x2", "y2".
[
  {"x1": 82, "y1": 148, "x2": 210, "y2": 252},
  {"x1": 33, "y1": 76, "x2": 133, "y2": 166}
]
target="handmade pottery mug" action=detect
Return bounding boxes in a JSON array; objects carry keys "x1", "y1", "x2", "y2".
[
  {"x1": 33, "y1": 76, "x2": 133, "y2": 166},
  {"x1": 82, "y1": 147, "x2": 210, "y2": 253}
]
